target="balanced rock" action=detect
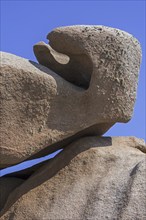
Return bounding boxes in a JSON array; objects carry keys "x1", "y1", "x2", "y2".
[
  {"x1": 0, "y1": 26, "x2": 141, "y2": 167},
  {"x1": 0, "y1": 137, "x2": 145, "y2": 219}
]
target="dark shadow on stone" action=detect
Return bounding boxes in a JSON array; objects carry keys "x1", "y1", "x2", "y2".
[
  {"x1": 2, "y1": 122, "x2": 114, "y2": 172},
  {"x1": 0, "y1": 177, "x2": 24, "y2": 211},
  {"x1": 25, "y1": 123, "x2": 114, "y2": 162},
  {"x1": 4, "y1": 159, "x2": 53, "y2": 180},
  {"x1": 29, "y1": 60, "x2": 88, "y2": 90},
  {"x1": 32, "y1": 42, "x2": 93, "y2": 89}
]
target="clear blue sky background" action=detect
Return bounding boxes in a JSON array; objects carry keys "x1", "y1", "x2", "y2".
[{"x1": 0, "y1": 1, "x2": 145, "y2": 175}]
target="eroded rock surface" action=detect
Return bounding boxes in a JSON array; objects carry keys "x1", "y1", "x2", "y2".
[
  {"x1": 0, "y1": 26, "x2": 144, "y2": 219},
  {"x1": 0, "y1": 137, "x2": 145, "y2": 220},
  {"x1": 34, "y1": 25, "x2": 141, "y2": 122},
  {"x1": 0, "y1": 26, "x2": 141, "y2": 167}
]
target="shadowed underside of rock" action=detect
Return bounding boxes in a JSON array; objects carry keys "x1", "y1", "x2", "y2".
[
  {"x1": 0, "y1": 137, "x2": 145, "y2": 219},
  {"x1": 0, "y1": 25, "x2": 142, "y2": 167}
]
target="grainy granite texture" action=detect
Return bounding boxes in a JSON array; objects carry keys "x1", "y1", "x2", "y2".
[
  {"x1": 0, "y1": 137, "x2": 145, "y2": 219},
  {"x1": 0, "y1": 26, "x2": 144, "y2": 220},
  {"x1": 0, "y1": 26, "x2": 141, "y2": 167}
]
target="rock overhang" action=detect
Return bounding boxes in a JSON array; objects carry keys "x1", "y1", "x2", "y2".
[{"x1": 0, "y1": 25, "x2": 142, "y2": 168}]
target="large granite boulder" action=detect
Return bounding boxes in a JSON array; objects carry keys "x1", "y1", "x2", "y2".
[
  {"x1": 0, "y1": 25, "x2": 144, "y2": 220},
  {"x1": 0, "y1": 137, "x2": 145, "y2": 219},
  {"x1": 0, "y1": 26, "x2": 141, "y2": 168}
]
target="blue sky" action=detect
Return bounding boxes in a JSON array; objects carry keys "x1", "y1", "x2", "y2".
[{"x1": 0, "y1": 1, "x2": 145, "y2": 175}]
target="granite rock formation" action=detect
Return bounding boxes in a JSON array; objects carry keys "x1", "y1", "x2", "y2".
[
  {"x1": 0, "y1": 26, "x2": 145, "y2": 219},
  {"x1": 0, "y1": 26, "x2": 141, "y2": 168},
  {"x1": 0, "y1": 137, "x2": 146, "y2": 219}
]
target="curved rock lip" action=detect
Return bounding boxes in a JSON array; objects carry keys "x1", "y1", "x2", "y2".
[{"x1": 0, "y1": 26, "x2": 142, "y2": 167}]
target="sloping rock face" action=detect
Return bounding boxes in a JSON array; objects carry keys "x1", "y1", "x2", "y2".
[
  {"x1": 0, "y1": 26, "x2": 144, "y2": 220},
  {"x1": 1, "y1": 137, "x2": 146, "y2": 220},
  {"x1": 0, "y1": 26, "x2": 142, "y2": 168}
]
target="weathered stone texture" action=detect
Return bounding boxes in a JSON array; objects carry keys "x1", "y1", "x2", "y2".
[
  {"x1": 0, "y1": 137, "x2": 145, "y2": 220},
  {"x1": 0, "y1": 26, "x2": 144, "y2": 220},
  {"x1": 0, "y1": 26, "x2": 141, "y2": 167}
]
